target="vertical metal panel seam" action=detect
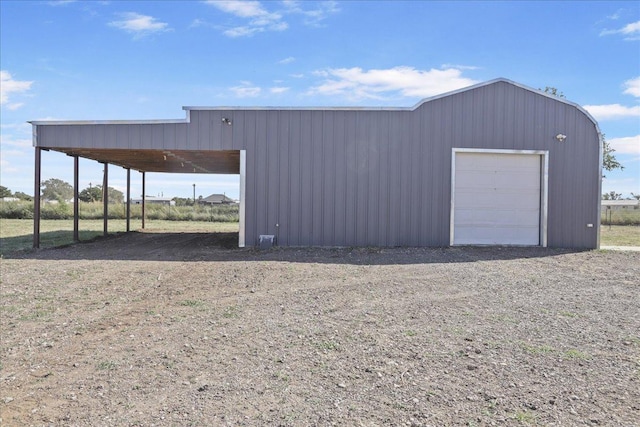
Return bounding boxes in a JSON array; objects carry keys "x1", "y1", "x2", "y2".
[
  {"x1": 386, "y1": 112, "x2": 391, "y2": 246},
  {"x1": 541, "y1": 151, "x2": 549, "y2": 247},
  {"x1": 287, "y1": 110, "x2": 293, "y2": 246},
  {"x1": 297, "y1": 111, "x2": 302, "y2": 245},
  {"x1": 276, "y1": 111, "x2": 281, "y2": 243},
  {"x1": 320, "y1": 111, "x2": 325, "y2": 245},
  {"x1": 418, "y1": 106, "x2": 424, "y2": 245}
]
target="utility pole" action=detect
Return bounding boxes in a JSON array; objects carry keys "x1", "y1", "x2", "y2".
[{"x1": 193, "y1": 183, "x2": 196, "y2": 205}]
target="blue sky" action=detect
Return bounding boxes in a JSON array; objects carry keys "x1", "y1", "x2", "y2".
[{"x1": 1, "y1": 0, "x2": 639, "y2": 200}]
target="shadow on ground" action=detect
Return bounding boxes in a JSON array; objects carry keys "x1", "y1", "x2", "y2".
[{"x1": 1, "y1": 231, "x2": 592, "y2": 265}]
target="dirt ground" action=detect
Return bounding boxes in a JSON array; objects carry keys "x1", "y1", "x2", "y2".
[{"x1": 1, "y1": 232, "x2": 639, "y2": 426}]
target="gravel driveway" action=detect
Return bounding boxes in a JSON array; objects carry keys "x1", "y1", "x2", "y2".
[{"x1": 1, "y1": 232, "x2": 639, "y2": 426}]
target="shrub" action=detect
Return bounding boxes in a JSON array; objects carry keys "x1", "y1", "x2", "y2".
[
  {"x1": 1, "y1": 200, "x2": 239, "y2": 222},
  {"x1": 0, "y1": 200, "x2": 34, "y2": 219},
  {"x1": 601, "y1": 208, "x2": 640, "y2": 226},
  {"x1": 41, "y1": 201, "x2": 72, "y2": 219}
]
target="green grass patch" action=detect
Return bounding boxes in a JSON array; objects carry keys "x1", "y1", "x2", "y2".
[
  {"x1": 222, "y1": 305, "x2": 239, "y2": 318},
  {"x1": 558, "y1": 311, "x2": 578, "y2": 318},
  {"x1": 316, "y1": 340, "x2": 340, "y2": 351},
  {"x1": 520, "y1": 342, "x2": 555, "y2": 355},
  {"x1": 601, "y1": 208, "x2": 640, "y2": 226},
  {"x1": 96, "y1": 361, "x2": 117, "y2": 370},
  {"x1": 0, "y1": 218, "x2": 239, "y2": 255},
  {"x1": 563, "y1": 349, "x2": 589, "y2": 360},
  {"x1": 179, "y1": 300, "x2": 205, "y2": 308},
  {"x1": 512, "y1": 410, "x2": 536, "y2": 424},
  {"x1": 600, "y1": 225, "x2": 640, "y2": 246}
]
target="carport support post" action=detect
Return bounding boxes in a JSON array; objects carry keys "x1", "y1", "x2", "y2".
[
  {"x1": 73, "y1": 155, "x2": 79, "y2": 242},
  {"x1": 33, "y1": 147, "x2": 41, "y2": 249},
  {"x1": 141, "y1": 171, "x2": 146, "y2": 229},
  {"x1": 126, "y1": 168, "x2": 131, "y2": 232},
  {"x1": 102, "y1": 162, "x2": 108, "y2": 237}
]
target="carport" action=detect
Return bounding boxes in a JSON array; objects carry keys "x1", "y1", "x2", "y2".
[{"x1": 29, "y1": 123, "x2": 246, "y2": 249}]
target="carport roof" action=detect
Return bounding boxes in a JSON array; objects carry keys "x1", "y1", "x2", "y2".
[{"x1": 43, "y1": 148, "x2": 240, "y2": 174}]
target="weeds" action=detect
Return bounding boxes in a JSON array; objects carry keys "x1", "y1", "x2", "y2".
[
  {"x1": 559, "y1": 311, "x2": 578, "y2": 318},
  {"x1": 513, "y1": 410, "x2": 536, "y2": 424},
  {"x1": 0, "y1": 200, "x2": 239, "y2": 222},
  {"x1": 96, "y1": 361, "x2": 117, "y2": 370},
  {"x1": 563, "y1": 349, "x2": 589, "y2": 360},
  {"x1": 222, "y1": 305, "x2": 239, "y2": 318},
  {"x1": 316, "y1": 341, "x2": 340, "y2": 351},
  {"x1": 179, "y1": 300, "x2": 204, "y2": 308},
  {"x1": 520, "y1": 342, "x2": 555, "y2": 355}
]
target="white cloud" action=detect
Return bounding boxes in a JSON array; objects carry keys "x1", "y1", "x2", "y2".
[
  {"x1": 190, "y1": 18, "x2": 206, "y2": 28},
  {"x1": 290, "y1": 73, "x2": 304, "y2": 79},
  {"x1": 607, "y1": 10, "x2": 622, "y2": 20},
  {"x1": 209, "y1": 1, "x2": 267, "y2": 18},
  {"x1": 441, "y1": 63, "x2": 480, "y2": 71},
  {"x1": 283, "y1": 0, "x2": 340, "y2": 27},
  {"x1": 47, "y1": 0, "x2": 77, "y2": 5},
  {"x1": 230, "y1": 82, "x2": 261, "y2": 97},
  {"x1": 278, "y1": 56, "x2": 295, "y2": 65},
  {"x1": 0, "y1": 134, "x2": 30, "y2": 175},
  {"x1": 600, "y1": 20, "x2": 640, "y2": 40},
  {"x1": 0, "y1": 122, "x2": 32, "y2": 133},
  {"x1": 0, "y1": 134, "x2": 32, "y2": 149},
  {"x1": 584, "y1": 104, "x2": 640, "y2": 120},
  {"x1": 270, "y1": 87, "x2": 289, "y2": 94},
  {"x1": 109, "y1": 12, "x2": 170, "y2": 38},
  {"x1": 0, "y1": 158, "x2": 19, "y2": 174},
  {"x1": 224, "y1": 26, "x2": 261, "y2": 37},
  {"x1": 623, "y1": 77, "x2": 640, "y2": 97},
  {"x1": 308, "y1": 66, "x2": 479, "y2": 100},
  {"x1": 608, "y1": 135, "x2": 640, "y2": 155},
  {"x1": 0, "y1": 70, "x2": 33, "y2": 108},
  {"x1": 207, "y1": 1, "x2": 287, "y2": 37},
  {"x1": 6, "y1": 102, "x2": 25, "y2": 111}
]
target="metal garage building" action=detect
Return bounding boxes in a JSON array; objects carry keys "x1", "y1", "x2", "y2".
[{"x1": 30, "y1": 78, "x2": 602, "y2": 249}]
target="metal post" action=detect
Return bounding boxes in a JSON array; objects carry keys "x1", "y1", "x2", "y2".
[
  {"x1": 73, "y1": 155, "x2": 79, "y2": 242},
  {"x1": 193, "y1": 183, "x2": 196, "y2": 204},
  {"x1": 33, "y1": 147, "x2": 41, "y2": 248},
  {"x1": 141, "y1": 171, "x2": 146, "y2": 229},
  {"x1": 103, "y1": 163, "x2": 108, "y2": 237},
  {"x1": 126, "y1": 168, "x2": 131, "y2": 232}
]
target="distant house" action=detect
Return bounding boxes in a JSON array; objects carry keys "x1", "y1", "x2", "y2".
[
  {"x1": 200, "y1": 194, "x2": 236, "y2": 205},
  {"x1": 131, "y1": 196, "x2": 175, "y2": 206},
  {"x1": 601, "y1": 200, "x2": 639, "y2": 212}
]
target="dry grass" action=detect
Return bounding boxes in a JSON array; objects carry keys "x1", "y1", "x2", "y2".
[
  {"x1": 599, "y1": 225, "x2": 640, "y2": 247},
  {"x1": 0, "y1": 219, "x2": 238, "y2": 255}
]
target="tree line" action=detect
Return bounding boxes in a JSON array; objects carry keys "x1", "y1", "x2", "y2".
[{"x1": 1, "y1": 179, "x2": 124, "y2": 204}]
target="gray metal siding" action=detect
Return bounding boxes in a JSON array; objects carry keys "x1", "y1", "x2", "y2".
[{"x1": 34, "y1": 80, "x2": 601, "y2": 248}]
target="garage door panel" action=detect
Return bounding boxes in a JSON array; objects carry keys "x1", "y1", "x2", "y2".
[
  {"x1": 457, "y1": 153, "x2": 539, "y2": 172},
  {"x1": 455, "y1": 191, "x2": 540, "y2": 209},
  {"x1": 455, "y1": 208, "x2": 540, "y2": 226},
  {"x1": 456, "y1": 171, "x2": 540, "y2": 190},
  {"x1": 453, "y1": 151, "x2": 542, "y2": 246},
  {"x1": 455, "y1": 171, "x2": 497, "y2": 188},
  {"x1": 455, "y1": 225, "x2": 539, "y2": 245}
]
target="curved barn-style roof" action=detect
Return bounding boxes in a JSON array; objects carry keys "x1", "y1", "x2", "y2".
[{"x1": 29, "y1": 78, "x2": 600, "y2": 175}]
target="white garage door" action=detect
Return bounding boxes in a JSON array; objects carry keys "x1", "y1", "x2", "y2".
[{"x1": 452, "y1": 151, "x2": 542, "y2": 245}]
